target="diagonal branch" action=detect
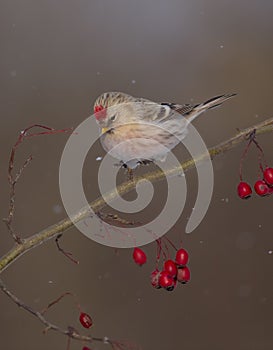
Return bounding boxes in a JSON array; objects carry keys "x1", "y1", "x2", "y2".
[
  {"x1": 1, "y1": 117, "x2": 273, "y2": 274},
  {"x1": 0, "y1": 116, "x2": 272, "y2": 349}
]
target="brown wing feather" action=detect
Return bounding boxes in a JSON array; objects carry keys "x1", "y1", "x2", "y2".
[
  {"x1": 161, "y1": 93, "x2": 236, "y2": 121},
  {"x1": 161, "y1": 102, "x2": 195, "y2": 115}
]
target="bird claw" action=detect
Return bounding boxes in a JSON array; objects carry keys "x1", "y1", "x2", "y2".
[{"x1": 126, "y1": 167, "x2": 134, "y2": 181}]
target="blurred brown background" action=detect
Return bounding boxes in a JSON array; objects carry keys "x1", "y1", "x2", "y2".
[{"x1": 1, "y1": 1, "x2": 273, "y2": 349}]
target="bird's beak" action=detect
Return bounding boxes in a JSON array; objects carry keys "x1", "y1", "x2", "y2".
[{"x1": 101, "y1": 127, "x2": 108, "y2": 134}]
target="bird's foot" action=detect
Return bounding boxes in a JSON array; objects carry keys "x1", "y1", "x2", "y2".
[{"x1": 126, "y1": 166, "x2": 134, "y2": 181}]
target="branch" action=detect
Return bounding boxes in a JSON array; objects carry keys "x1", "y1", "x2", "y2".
[
  {"x1": 0, "y1": 117, "x2": 272, "y2": 349},
  {"x1": 0, "y1": 278, "x2": 139, "y2": 349},
  {"x1": 1, "y1": 117, "x2": 273, "y2": 273},
  {"x1": 3, "y1": 124, "x2": 73, "y2": 243},
  {"x1": 0, "y1": 278, "x2": 92, "y2": 341}
]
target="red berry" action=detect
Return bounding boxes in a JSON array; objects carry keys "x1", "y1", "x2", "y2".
[
  {"x1": 79, "y1": 312, "x2": 93, "y2": 329},
  {"x1": 164, "y1": 259, "x2": 178, "y2": 277},
  {"x1": 82, "y1": 347, "x2": 91, "y2": 350},
  {"x1": 175, "y1": 248, "x2": 189, "y2": 266},
  {"x1": 133, "y1": 247, "x2": 147, "y2": 266},
  {"x1": 159, "y1": 271, "x2": 176, "y2": 291},
  {"x1": 237, "y1": 181, "x2": 252, "y2": 199},
  {"x1": 268, "y1": 187, "x2": 273, "y2": 195},
  {"x1": 166, "y1": 281, "x2": 177, "y2": 292},
  {"x1": 177, "y1": 266, "x2": 191, "y2": 284},
  {"x1": 150, "y1": 269, "x2": 161, "y2": 289},
  {"x1": 263, "y1": 167, "x2": 273, "y2": 186},
  {"x1": 254, "y1": 180, "x2": 269, "y2": 196}
]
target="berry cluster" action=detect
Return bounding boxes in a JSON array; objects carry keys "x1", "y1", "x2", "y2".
[
  {"x1": 150, "y1": 248, "x2": 190, "y2": 291},
  {"x1": 237, "y1": 130, "x2": 273, "y2": 199},
  {"x1": 133, "y1": 240, "x2": 190, "y2": 292}
]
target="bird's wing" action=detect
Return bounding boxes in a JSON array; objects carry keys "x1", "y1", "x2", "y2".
[
  {"x1": 160, "y1": 93, "x2": 236, "y2": 122},
  {"x1": 135, "y1": 101, "x2": 183, "y2": 124},
  {"x1": 160, "y1": 102, "x2": 195, "y2": 115}
]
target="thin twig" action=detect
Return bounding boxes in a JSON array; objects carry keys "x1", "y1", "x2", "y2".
[
  {"x1": 40, "y1": 291, "x2": 81, "y2": 315},
  {"x1": 0, "y1": 278, "x2": 90, "y2": 341},
  {"x1": 3, "y1": 124, "x2": 73, "y2": 243},
  {"x1": 55, "y1": 234, "x2": 80, "y2": 264},
  {"x1": 0, "y1": 278, "x2": 128, "y2": 347}
]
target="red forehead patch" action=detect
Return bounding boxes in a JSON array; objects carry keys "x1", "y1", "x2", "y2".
[{"x1": 94, "y1": 104, "x2": 106, "y2": 121}]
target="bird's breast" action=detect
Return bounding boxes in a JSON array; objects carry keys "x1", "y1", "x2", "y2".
[{"x1": 100, "y1": 122, "x2": 187, "y2": 162}]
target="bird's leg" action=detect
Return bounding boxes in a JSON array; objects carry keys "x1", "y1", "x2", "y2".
[
  {"x1": 125, "y1": 160, "x2": 154, "y2": 180},
  {"x1": 113, "y1": 162, "x2": 135, "y2": 180},
  {"x1": 121, "y1": 163, "x2": 134, "y2": 181},
  {"x1": 126, "y1": 167, "x2": 134, "y2": 181}
]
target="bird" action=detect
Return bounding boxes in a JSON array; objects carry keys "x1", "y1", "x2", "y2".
[{"x1": 93, "y1": 91, "x2": 236, "y2": 171}]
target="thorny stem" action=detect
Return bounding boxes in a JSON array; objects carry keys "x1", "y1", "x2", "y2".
[{"x1": 0, "y1": 116, "x2": 273, "y2": 348}]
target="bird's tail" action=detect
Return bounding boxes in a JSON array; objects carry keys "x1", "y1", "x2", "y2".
[{"x1": 185, "y1": 93, "x2": 236, "y2": 123}]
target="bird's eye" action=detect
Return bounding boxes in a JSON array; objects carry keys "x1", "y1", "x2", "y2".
[{"x1": 110, "y1": 115, "x2": 116, "y2": 121}]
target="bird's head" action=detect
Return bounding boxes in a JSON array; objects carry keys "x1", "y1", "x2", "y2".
[{"x1": 93, "y1": 92, "x2": 137, "y2": 134}]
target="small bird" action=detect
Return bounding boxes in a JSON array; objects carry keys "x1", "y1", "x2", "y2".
[{"x1": 93, "y1": 92, "x2": 235, "y2": 170}]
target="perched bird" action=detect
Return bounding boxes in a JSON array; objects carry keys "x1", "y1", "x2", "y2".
[{"x1": 93, "y1": 92, "x2": 235, "y2": 170}]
